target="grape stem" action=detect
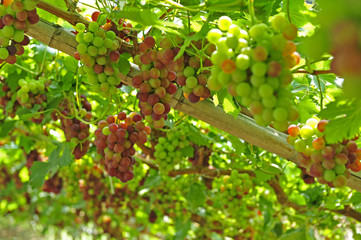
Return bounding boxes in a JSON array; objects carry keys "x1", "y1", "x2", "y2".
[
  {"x1": 287, "y1": 0, "x2": 292, "y2": 23},
  {"x1": 294, "y1": 69, "x2": 334, "y2": 75},
  {"x1": 248, "y1": 0, "x2": 256, "y2": 25}
]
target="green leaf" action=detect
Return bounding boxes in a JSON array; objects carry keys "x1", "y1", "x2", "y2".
[
  {"x1": 6, "y1": 71, "x2": 26, "y2": 91},
  {"x1": 188, "y1": 125, "x2": 211, "y2": 147},
  {"x1": 280, "y1": 227, "x2": 306, "y2": 240},
  {"x1": 254, "y1": 169, "x2": 273, "y2": 182},
  {"x1": 16, "y1": 104, "x2": 42, "y2": 120},
  {"x1": 297, "y1": 99, "x2": 319, "y2": 123},
  {"x1": 117, "y1": 53, "x2": 131, "y2": 75},
  {"x1": 227, "y1": 134, "x2": 245, "y2": 155},
  {"x1": 18, "y1": 135, "x2": 33, "y2": 154},
  {"x1": 29, "y1": 161, "x2": 53, "y2": 189},
  {"x1": 174, "y1": 216, "x2": 191, "y2": 240},
  {"x1": 62, "y1": 72, "x2": 75, "y2": 91},
  {"x1": 319, "y1": 98, "x2": 361, "y2": 143},
  {"x1": 223, "y1": 94, "x2": 239, "y2": 117},
  {"x1": 181, "y1": 145, "x2": 195, "y2": 158},
  {"x1": 49, "y1": 142, "x2": 73, "y2": 168},
  {"x1": 185, "y1": 183, "x2": 206, "y2": 208},
  {"x1": 260, "y1": 163, "x2": 282, "y2": 174},
  {"x1": 0, "y1": 120, "x2": 16, "y2": 138},
  {"x1": 62, "y1": 57, "x2": 78, "y2": 73},
  {"x1": 325, "y1": 195, "x2": 338, "y2": 210}
]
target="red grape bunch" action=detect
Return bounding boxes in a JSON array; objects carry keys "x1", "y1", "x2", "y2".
[
  {"x1": 74, "y1": 22, "x2": 122, "y2": 97},
  {"x1": 51, "y1": 95, "x2": 92, "y2": 159},
  {"x1": 0, "y1": 0, "x2": 39, "y2": 64},
  {"x1": 207, "y1": 15, "x2": 300, "y2": 131},
  {"x1": 172, "y1": 35, "x2": 214, "y2": 103},
  {"x1": 132, "y1": 36, "x2": 178, "y2": 128},
  {"x1": 91, "y1": 11, "x2": 133, "y2": 43},
  {"x1": 94, "y1": 112, "x2": 151, "y2": 182},
  {"x1": 0, "y1": 81, "x2": 21, "y2": 118},
  {"x1": 288, "y1": 118, "x2": 361, "y2": 187}
]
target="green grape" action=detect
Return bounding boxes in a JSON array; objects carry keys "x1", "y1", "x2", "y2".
[
  {"x1": 249, "y1": 23, "x2": 267, "y2": 41},
  {"x1": 272, "y1": 107, "x2": 288, "y2": 122},
  {"x1": 250, "y1": 75, "x2": 265, "y2": 87},
  {"x1": 88, "y1": 74, "x2": 98, "y2": 85},
  {"x1": 186, "y1": 76, "x2": 198, "y2": 88},
  {"x1": 300, "y1": 125, "x2": 314, "y2": 139},
  {"x1": 13, "y1": 30, "x2": 24, "y2": 42},
  {"x1": 77, "y1": 44, "x2": 88, "y2": 54},
  {"x1": 183, "y1": 66, "x2": 195, "y2": 77},
  {"x1": 75, "y1": 23, "x2": 86, "y2": 33},
  {"x1": 92, "y1": 37, "x2": 104, "y2": 47},
  {"x1": 0, "y1": 47, "x2": 9, "y2": 59},
  {"x1": 218, "y1": 16, "x2": 232, "y2": 31},
  {"x1": 251, "y1": 62, "x2": 268, "y2": 77},
  {"x1": 207, "y1": 29, "x2": 223, "y2": 44},
  {"x1": 231, "y1": 69, "x2": 247, "y2": 83},
  {"x1": 226, "y1": 34, "x2": 239, "y2": 49},
  {"x1": 88, "y1": 21, "x2": 99, "y2": 33},
  {"x1": 217, "y1": 71, "x2": 231, "y2": 85},
  {"x1": 83, "y1": 32, "x2": 94, "y2": 43},
  {"x1": 211, "y1": 50, "x2": 228, "y2": 67},
  {"x1": 258, "y1": 84, "x2": 273, "y2": 98},
  {"x1": 87, "y1": 46, "x2": 98, "y2": 57},
  {"x1": 262, "y1": 95, "x2": 277, "y2": 108},
  {"x1": 236, "y1": 82, "x2": 251, "y2": 97},
  {"x1": 235, "y1": 54, "x2": 250, "y2": 70},
  {"x1": 323, "y1": 169, "x2": 336, "y2": 182},
  {"x1": 2, "y1": 25, "x2": 14, "y2": 38},
  {"x1": 106, "y1": 31, "x2": 116, "y2": 40}
]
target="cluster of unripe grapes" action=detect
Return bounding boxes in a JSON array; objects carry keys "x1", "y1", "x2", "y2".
[
  {"x1": 94, "y1": 112, "x2": 150, "y2": 182},
  {"x1": 91, "y1": 11, "x2": 132, "y2": 43},
  {"x1": 51, "y1": 96, "x2": 92, "y2": 159},
  {"x1": 213, "y1": 170, "x2": 252, "y2": 217},
  {"x1": 174, "y1": 36, "x2": 213, "y2": 103},
  {"x1": 288, "y1": 118, "x2": 361, "y2": 187},
  {"x1": 74, "y1": 22, "x2": 122, "y2": 97},
  {"x1": 0, "y1": 0, "x2": 39, "y2": 64},
  {"x1": 207, "y1": 15, "x2": 300, "y2": 131},
  {"x1": 16, "y1": 77, "x2": 50, "y2": 123},
  {"x1": 154, "y1": 129, "x2": 191, "y2": 174},
  {"x1": 25, "y1": 149, "x2": 63, "y2": 194},
  {"x1": 132, "y1": 36, "x2": 177, "y2": 128}
]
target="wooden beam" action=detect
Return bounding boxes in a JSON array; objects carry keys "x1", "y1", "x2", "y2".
[{"x1": 26, "y1": 19, "x2": 361, "y2": 193}]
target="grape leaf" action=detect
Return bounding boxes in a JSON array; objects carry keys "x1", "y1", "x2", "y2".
[
  {"x1": 29, "y1": 142, "x2": 73, "y2": 189},
  {"x1": 227, "y1": 134, "x2": 246, "y2": 155},
  {"x1": 181, "y1": 145, "x2": 195, "y2": 158},
  {"x1": 29, "y1": 161, "x2": 53, "y2": 189},
  {"x1": 18, "y1": 136, "x2": 33, "y2": 154},
  {"x1": 188, "y1": 125, "x2": 211, "y2": 147},
  {"x1": 319, "y1": 98, "x2": 361, "y2": 143},
  {"x1": 185, "y1": 183, "x2": 206, "y2": 208},
  {"x1": 175, "y1": 216, "x2": 191, "y2": 240},
  {"x1": 223, "y1": 94, "x2": 239, "y2": 117},
  {"x1": 297, "y1": 99, "x2": 319, "y2": 123},
  {"x1": 0, "y1": 120, "x2": 16, "y2": 138},
  {"x1": 117, "y1": 54, "x2": 131, "y2": 75},
  {"x1": 280, "y1": 227, "x2": 306, "y2": 240},
  {"x1": 6, "y1": 71, "x2": 26, "y2": 91}
]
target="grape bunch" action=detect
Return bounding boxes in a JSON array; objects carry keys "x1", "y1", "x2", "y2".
[
  {"x1": 154, "y1": 129, "x2": 192, "y2": 174},
  {"x1": 0, "y1": 82, "x2": 21, "y2": 118},
  {"x1": 288, "y1": 118, "x2": 361, "y2": 187},
  {"x1": 0, "y1": 0, "x2": 39, "y2": 64},
  {"x1": 132, "y1": 36, "x2": 177, "y2": 128},
  {"x1": 173, "y1": 35, "x2": 214, "y2": 103},
  {"x1": 213, "y1": 170, "x2": 253, "y2": 218},
  {"x1": 94, "y1": 112, "x2": 151, "y2": 182},
  {"x1": 206, "y1": 15, "x2": 300, "y2": 131},
  {"x1": 51, "y1": 95, "x2": 92, "y2": 159},
  {"x1": 16, "y1": 77, "x2": 50, "y2": 123},
  {"x1": 74, "y1": 22, "x2": 122, "y2": 97},
  {"x1": 91, "y1": 11, "x2": 133, "y2": 43}
]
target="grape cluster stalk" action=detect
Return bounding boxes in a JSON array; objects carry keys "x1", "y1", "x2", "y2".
[{"x1": 51, "y1": 95, "x2": 92, "y2": 159}]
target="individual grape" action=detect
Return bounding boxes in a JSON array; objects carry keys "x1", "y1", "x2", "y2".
[{"x1": 218, "y1": 16, "x2": 232, "y2": 31}]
